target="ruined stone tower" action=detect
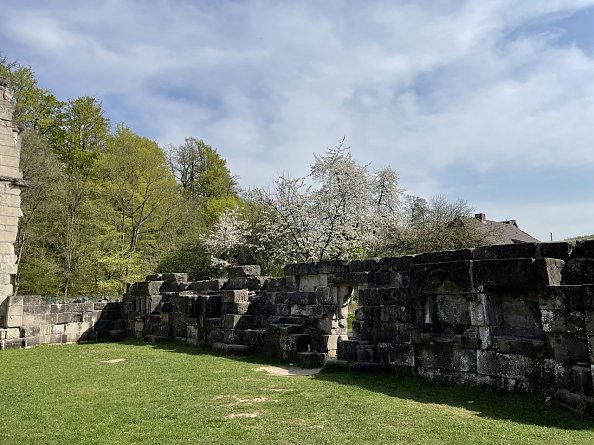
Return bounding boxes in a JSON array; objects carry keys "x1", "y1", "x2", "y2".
[{"x1": 0, "y1": 79, "x2": 23, "y2": 327}]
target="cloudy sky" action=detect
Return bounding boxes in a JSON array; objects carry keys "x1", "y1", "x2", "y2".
[{"x1": 1, "y1": 0, "x2": 594, "y2": 241}]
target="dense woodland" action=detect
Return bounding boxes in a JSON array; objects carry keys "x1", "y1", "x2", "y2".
[{"x1": 1, "y1": 54, "x2": 494, "y2": 299}]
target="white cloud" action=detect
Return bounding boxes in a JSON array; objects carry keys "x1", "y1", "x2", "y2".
[{"x1": 1, "y1": 0, "x2": 594, "y2": 238}]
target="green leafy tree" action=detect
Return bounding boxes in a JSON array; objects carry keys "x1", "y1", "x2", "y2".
[
  {"x1": 93, "y1": 125, "x2": 178, "y2": 292},
  {"x1": 14, "y1": 130, "x2": 65, "y2": 296},
  {"x1": 51, "y1": 97, "x2": 110, "y2": 297},
  {"x1": 0, "y1": 53, "x2": 62, "y2": 132},
  {"x1": 377, "y1": 195, "x2": 496, "y2": 255},
  {"x1": 169, "y1": 137, "x2": 238, "y2": 200}
]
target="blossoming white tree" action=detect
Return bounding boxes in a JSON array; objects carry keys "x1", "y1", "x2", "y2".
[{"x1": 204, "y1": 140, "x2": 404, "y2": 270}]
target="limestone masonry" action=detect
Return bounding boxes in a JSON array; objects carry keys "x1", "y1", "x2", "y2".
[{"x1": 0, "y1": 80, "x2": 24, "y2": 328}]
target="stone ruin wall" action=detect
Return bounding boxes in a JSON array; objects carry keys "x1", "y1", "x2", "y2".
[
  {"x1": 122, "y1": 241, "x2": 594, "y2": 415},
  {"x1": 0, "y1": 80, "x2": 24, "y2": 335},
  {"x1": 0, "y1": 296, "x2": 123, "y2": 349}
]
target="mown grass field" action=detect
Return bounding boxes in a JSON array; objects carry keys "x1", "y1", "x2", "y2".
[{"x1": 1, "y1": 341, "x2": 593, "y2": 444}]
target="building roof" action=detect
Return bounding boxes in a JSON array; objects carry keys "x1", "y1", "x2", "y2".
[{"x1": 469, "y1": 213, "x2": 540, "y2": 245}]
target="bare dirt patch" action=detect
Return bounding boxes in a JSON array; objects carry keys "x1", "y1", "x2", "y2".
[
  {"x1": 215, "y1": 395, "x2": 272, "y2": 405},
  {"x1": 255, "y1": 365, "x2": 322, "y2": 377},
  {"x1": 100, "y1": 358, "x2": 126, "y2": 364},
  {"x1": 265, "y1": 387, "x2": 293, "y2": 393},
  {"x1": 226, "y1": 412, "x2": 260, "y2": 419}
]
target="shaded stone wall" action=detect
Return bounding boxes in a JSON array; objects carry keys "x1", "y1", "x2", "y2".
[
  {"x1": 0, "y1": 296, "x2": 123, "y2": 349},
  {"x1": 0, "y1": 80, "x2": 24, "y2": 327},
  {"x1": 123, "y1": 241, "x2": 594, "y2": 414},
  {"x1": 122, "y1": 268, "x2": 349, "y2": 366}
]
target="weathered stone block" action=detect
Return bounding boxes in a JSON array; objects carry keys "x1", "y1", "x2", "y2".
[
  {"x1": 242, "y1": 329, "x2": 266, "y2": 347},
  {"x1": 226, "y1": 276, "x2": 266, "y2": 290},
  {"x1": 286, "y1": 291, "x2": 314, "y2": 305},
  {"x1": 221, "y1": 289, "x2": 249, "y2": 303},
  {"x1": 434, "y1": 294, "x2": 471, "y2": 328},
  {"x1": 131, "y1": 281, "x2": 164, "y2": 296},
  {"x1": 274, "y1": 304, "x2": 290, "y2": 316},
  {"x1": 22, "y1": 304, "x2": 51, "y2": 315},
  {"x1": 356, "y1": 306, "x2": 380, "y2": 321},
  {"x1": 377, "y1": 342, "x2": 415, "y2": 367},
  {"x1": 318, "y1": 260, "x2": 349, "y2": 274},
  {"x1": 20, "y1": 295, "x2": 42, "y2": 305},
  {"x1": 417, "y1": 346, "x2": 477, "y2": 372},
  {"x1": 414, "y1": 249, "x2": 474, "y2": 264},
  {"x1": 356, "y1": 344, "x2": 375, "y2": 362},
  {"x1": 377, "y1": 322, "x2": 412, "y2": 344},
  {"x1": 358, "y1": 288, "x2": 379, "y2": 306},
  {"x1": 498, "y1": 294, "x2": 543, "y2": 338},
  {"x1": 379, "y1": 304, "x2": 411, "y2": 323},
  {"x1": 337, "y1": 339, "x2": 359, "y2": 361},
  {"x1": 290, "y1": 304, "x2": 312, "y2": 317},
  {"x1": 55, "y1": 312, "x2": 81, "y2": 324},
  {"x1": 21, "y1": 314, "x2": 53, "y2": 326},
  {"x1": 477, "y1": 351, "x2": 534, "y2": 381},
  {"x1": 473, "y1": 259, "x2": 538, "y2": 287},
  {"x1": 539, "y1": 286, "x2": 589, "y2": 311},
  {"x1": 314, "y1": 287, "x2": 336, "y2": 305},
  {"x1": 284, "y1": 275, "x2": 298, "y2": 291},
  {"x1": 309, "y1": 304, "x2": 336, "y2": 317},
  {"x1": 563, "y1": 260, "x2": 594, "y2": 285},
  {"x1": 554, "y1": 389, "x2": 594, "y2": 416},
  {"x1": 570, "y1": 365, "x2": 593, "y2": 396},
  {"x1": 223, "y1": 314, "x2": 253, "y2": 330},
  {"x1": 4, "y1": 327, "x2": 19, "y2": 339},
  {"x1": 379, "y1": 256, "x2": 413, "y2": 271},
  {"x1": 352, "y1": 320, "x2": 374, "y2": 341},
  {"x1": 493, "y1": 336, "x2": 545, "y2": 355},
  {"x1": 64, "y1": 321, "x2": 93, "y2": 335},
  {"x1": 547, "y1": 333, "x2": 589, "y2": 362},
  {"x1": 536, "y1": 242, "x2": 574, "y2": 260},
  {"x1": 228, "y1": 264, "x2": 261, "y2": 278},
  {"x1": 474, "y1": 243, "x2": 537, "y2": 260},
  {"x1": 350, "y1": 259, "x2": 380, "y2": 273},
  {"x1": 541, "y1": 309, "x2": 585, "y2": 333},
  {"x1": 376, "y1": 288, "x2": 412, "y2": 306},
  {"x1": 413, "y1": 331, "x2": 464, "y2": 347},
  {"x1": 284, "y1": 263, "x2": 318, "y2": 276},
  {"x1": 222, "y1": 329, "x2": 244, "y2": 344},
  {"x1": 222, "y1": 301, "x2": 251, "y2": 315},
  {"x1": 588, "y1": 314, "x2": 594, "y2": 336},
  {"x1": 374, "y1": 270, "x2": 391, "y2": 287},
  {"x1": 187, "y1": 279, "x2": 225, "y2": 292},
  {"x1": 413, "y1": 261, "x2": 473, "y2": 293},
  {"x1": 329, "y1": 272, "x2": 374, "y2": 286},
  {"x1": 264, "y1": 277, "x2": 286, "y2": 292}
]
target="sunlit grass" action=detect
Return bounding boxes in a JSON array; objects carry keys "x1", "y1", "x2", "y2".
[{"x1": 1, "y1": 341, "x2": 593, "y2": 444}]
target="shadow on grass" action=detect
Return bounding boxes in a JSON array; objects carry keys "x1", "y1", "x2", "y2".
[
  {"x1": 116, "y1": 339, "x2": 594, "y2": 431},
  {"x1": 313, "y1": 368, "x2": 594, "y2": 431}
]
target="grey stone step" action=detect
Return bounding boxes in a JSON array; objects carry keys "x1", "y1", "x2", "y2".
[
  {"x1": 294, "y1": 351, "x2": 325, "y2": 368},
  {"x1": 212, "y1": 342, "x2": 253, "y2": 355},
  {"x1": 349, "y1": 361, "x2": 386, "y2": 373},
  {"x1": 144, "y1": 335, "x2": 172, "y2": 343}
]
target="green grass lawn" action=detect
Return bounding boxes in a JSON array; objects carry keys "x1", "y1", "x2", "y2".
[{"x1": 1, "y1": 341, "x2": 593, "y2": 444}]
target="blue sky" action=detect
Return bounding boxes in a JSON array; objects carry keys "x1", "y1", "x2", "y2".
[{"x1": 1, "y1": 0, "x2": 594, "y2": 241}]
